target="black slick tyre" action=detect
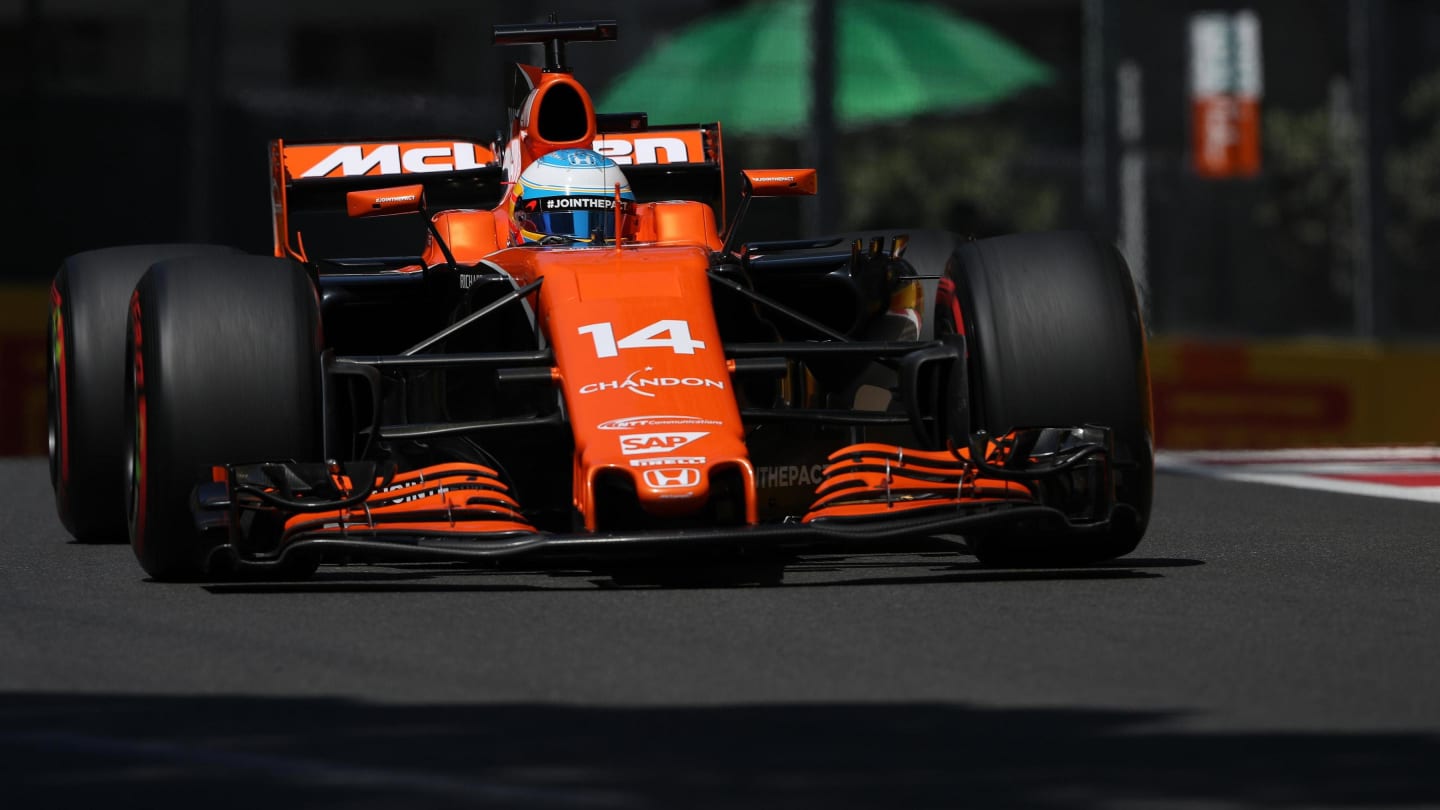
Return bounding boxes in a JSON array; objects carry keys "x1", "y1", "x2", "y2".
[
  {"x1": 941, "y1": 231, "x2": 1153, "y2": 566},
  {"x1": 125, "y1": 255, "x2": 323, "y2": 581},
  {"x1": 49, "y1": 244, "x2": 237, "y2": 542}
]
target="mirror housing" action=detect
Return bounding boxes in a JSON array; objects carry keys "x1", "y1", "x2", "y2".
[
  {"x1": 720, "y1": 168, "x2": 818, "y2": 255},
  {"x1": 742, "y1": 168, "x2": 817, "y2": 197}
]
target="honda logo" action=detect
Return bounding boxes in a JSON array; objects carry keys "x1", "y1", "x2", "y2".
[{"x1": 642, "y1": 467, "x2": 702, "y2": 489}]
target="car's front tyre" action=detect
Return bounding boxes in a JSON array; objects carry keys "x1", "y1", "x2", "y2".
[
  {"x1": 126, "y1": 255, "x2": 325, "y2": 580},
  {"x1": 49, "y1": 244, "x2": 238, "y2": 543},
  {"x1": 940, "y1": 231, "x2": 1153, "y2": 566}
]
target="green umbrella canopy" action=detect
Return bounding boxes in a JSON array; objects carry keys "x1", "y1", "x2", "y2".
[{"x1": 596, "y1": 0, "x2": 1054, "y2": 136}]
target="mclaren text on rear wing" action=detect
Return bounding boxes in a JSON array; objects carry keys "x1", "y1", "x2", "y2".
[
  {"x1": 269, "y1": 126, "x2": 723, "y2": 261},
  {"x1": 269, "y1": 138, "x2": 503, "y2": 262},
  {"x1": 279, "y1": 129, "x2": 714, "y2": 182}
]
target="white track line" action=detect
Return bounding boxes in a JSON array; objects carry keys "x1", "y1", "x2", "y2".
[
  {"x1": 1158, "y1": 448, "x2": 1440, "y2": 504},
  {"x1": 1159, "y1": 447, "x2": 1440, "y2": 465}
]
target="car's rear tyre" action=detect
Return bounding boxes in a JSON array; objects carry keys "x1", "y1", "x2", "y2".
[
  {"x1": 126, "y1": 255, "x2": 324, "y2": 581},
  {"x1": 940, "y1": 231, "x2": 1153, "y2": 566},
  {"x1": 49, "y1": 244, "x2": 238, "y2": 543}
]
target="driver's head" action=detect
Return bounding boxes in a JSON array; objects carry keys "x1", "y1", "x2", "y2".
[{"x1": 508, "y1": 149, "x2": 636, "y2": 246}]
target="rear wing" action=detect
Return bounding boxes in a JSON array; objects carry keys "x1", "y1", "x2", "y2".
[
  {"x1": 593, "y1": 117, "x2": 726, "y2": 221},
  {"x1": 270, "y1": 138, "x2": 502, "y2": 262},
  {"x1": 269, "y1": 123, "x2": 725, "y2": 262}
]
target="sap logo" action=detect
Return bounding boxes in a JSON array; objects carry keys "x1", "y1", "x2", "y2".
[
  {"x1": 642, "y1": 467, "x2": 702, "y2": 489},
  {"x1": 619, "y1": 432, "x2": 708, "y2": 456},
  {"x1": 599, "y1": 415, "x2": 722, "y2": 431},
  {"x1": 629, "y1": 456, "x2": 706, "y2": 468},
  {"x1": 299, "y1": 143, "x2": 489, "y2": 178},
  {"x1": 592, "y1": 136, "x2": 691, "y2": 166}
]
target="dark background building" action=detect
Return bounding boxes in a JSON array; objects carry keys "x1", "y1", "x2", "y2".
[
  {"x1": 5, "y1": 0, "x2": 1438, "y2": 338},
  {"x1": 3, "y1": 0, "x2": 1439, "y2": 453}
]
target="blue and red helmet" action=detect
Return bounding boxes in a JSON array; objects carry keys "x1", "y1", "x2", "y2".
[{"x1": 507, "y1": 149, "x2": 636, "y2": 245}]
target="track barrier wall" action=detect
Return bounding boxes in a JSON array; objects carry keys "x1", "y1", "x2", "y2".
[
  {"x1": 0, "y1": 286, "x2": 48, "y2": 457},
  {"x1": 1, "y1": 283, "x2": 1436, "y2": 454},
  {"x1": 1149, "y1": 339, "x2": 1440, "y2": 448}
]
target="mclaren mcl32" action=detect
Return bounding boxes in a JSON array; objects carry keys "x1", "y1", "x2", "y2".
[{"x1": 48, "y1": 19, "x2": 1152, "y2": 582}]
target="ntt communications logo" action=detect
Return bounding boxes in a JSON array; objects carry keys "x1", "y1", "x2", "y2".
[{"x1": 597, "y1": 415, "x2": 723, "y2": 430}]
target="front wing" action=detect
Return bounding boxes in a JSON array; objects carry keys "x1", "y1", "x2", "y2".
[{"x1": 193, "y1": 427, "x2": 1127, "y2": 571}]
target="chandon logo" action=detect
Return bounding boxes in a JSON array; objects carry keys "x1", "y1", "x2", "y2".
[{"x1": 578, "y1": 368, "x2": 725, "y2": 398}]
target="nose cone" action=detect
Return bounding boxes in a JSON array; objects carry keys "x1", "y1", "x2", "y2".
[
  {"x1": 602, "y1": 425, "x2": 739, "y2": 516},
  {"x1": 636, "y1": 464, "x2": 707, "y2": 507},
  {"x1": 523, "y1": 245, "x2": 755, "y2": 527}
]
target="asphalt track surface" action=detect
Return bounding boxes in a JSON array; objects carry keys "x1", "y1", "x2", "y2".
[{"x1": 3, "y1": 457, "x2": 1439, "y2": 809}]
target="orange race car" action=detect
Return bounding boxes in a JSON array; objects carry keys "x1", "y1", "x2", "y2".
[{"x1": 48, "y1": 19, "x2": 1152, "y2": 582}]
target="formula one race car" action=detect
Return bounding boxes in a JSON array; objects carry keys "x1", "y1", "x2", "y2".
[{"x1": 48, "y1": 19, "x2": 1152, "y2": 582}]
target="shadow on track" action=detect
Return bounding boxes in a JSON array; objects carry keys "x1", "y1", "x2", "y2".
[
  {"x1": 199, "y1": 554, "x2": 1204, "y2": 595},
  {"x1": 1, "y1": 693, "x2": 1434, "y2": 809}
]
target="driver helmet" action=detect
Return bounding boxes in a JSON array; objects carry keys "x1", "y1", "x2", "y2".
[{"x1": 508, "y1": 148, "x2": 636, "y2": 245}]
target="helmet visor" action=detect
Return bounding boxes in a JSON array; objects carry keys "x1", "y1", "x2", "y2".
[{"x1": 515, "y1": 196, "x2": 633, "y2": 243}]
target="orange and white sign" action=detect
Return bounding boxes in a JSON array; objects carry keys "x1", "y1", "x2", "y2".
[
  {"x1": 285, "y1": 141, "x2": 497, "y2": 180},
  {"x1": 743, "y1": 168, "x2": 817, "y2": 196},
  {"x1": 592, "y1": 129, "x2": 708, "y2": 166},
  {"x1": 1190, "y1": 11, "x2": 1262, "y2": 179},
  {"x1": 1160, "y1": 448, "x2": 1440, "y2": 504}
]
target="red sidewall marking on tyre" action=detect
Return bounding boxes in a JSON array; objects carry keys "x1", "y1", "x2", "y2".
[
  {"x1": 129, "y1": 292, "x2": 148, "y2": 550},
  {"x1": 936, "y1": 276, "x2": 965, "y2": 335},
  {"x1": 1159, "y1": 447, "x2": 1440, "y2": 503},
  {"x1": 49, "y1": 282, "x2": 70, "y2": 489}
]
